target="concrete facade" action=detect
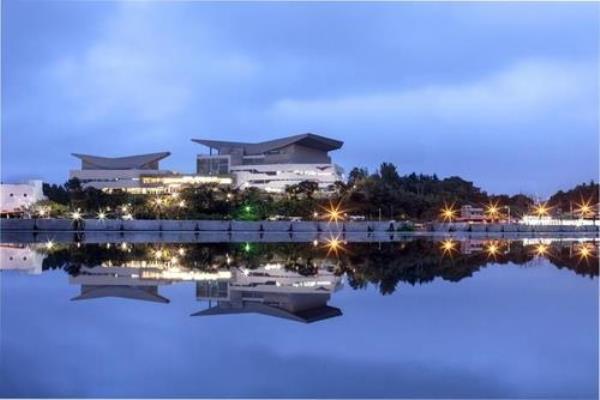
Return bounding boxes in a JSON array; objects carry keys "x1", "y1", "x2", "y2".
[
  {"x1": 0, "y1": 180, "x2": 45, "y2": 214},
  {"x1": 193, "y1": 133, "x2": 344, "y2": 192}
]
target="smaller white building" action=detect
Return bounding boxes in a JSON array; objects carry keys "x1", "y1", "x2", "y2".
[
  {"x1": 520, "y1": 215, "x2": 598, "y2": 226},
  {"x1": 0, "y1": 180, "x2": 45, "y2": 215}
]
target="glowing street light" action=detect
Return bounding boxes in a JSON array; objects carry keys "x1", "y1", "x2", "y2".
[
  {"x1": 178, "y1": 200, "x2": 186, "y2": 208},
  {"x1": 178, "y1": 247, "x2": 186, "y2": 256},
  {"x1": 533, "y1": 202, "x2": 550, "y2": 218},
  {"x1": 45, "y1": 240, "x2": 54, "y2": 250},
  {"x1": 486, "y1": 201, "x2": 501, "y2": 221},
  {"x1": 321, "y1": 201, "x2": 346, "y2": 223},
  {"x1": 71, "y1": 211, "x2": 81, "y2": 220},
  {"x1": 97, "y1": 211, "x2": 106, "y2": 220},
  {"x1": 440, "y1": 203, "x2": 457, "y2": 222},
  {"x1": 576, "y1": 199, "x2": 594, "y2": 218}
]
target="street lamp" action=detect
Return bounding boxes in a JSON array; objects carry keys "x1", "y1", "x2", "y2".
[
  {"x1": 576, "y1": 199, "x2": 593, "y2": 218},
  {"x1": 321, "y1": 201, "x2": 346, "y2": 223},
  {"x1": 485, "y1": 201, "x2": 501, "y2": 223},
  {"x1": 440, "y1": 203, "x2": 457, "y2": 223},
  {"x1": 533, "y1": 202, "x2": 550, "y2": 218}
]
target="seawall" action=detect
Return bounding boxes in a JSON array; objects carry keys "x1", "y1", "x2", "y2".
[{"x1": 0, "y1": 218, "x2": 598, "y2": 234}]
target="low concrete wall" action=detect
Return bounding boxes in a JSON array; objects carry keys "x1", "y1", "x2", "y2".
[
  {"x1": 196, "y1": 220, "x2": 231, "y2": 231},
  {"x1": 372, "y1": 221, "x2": 396, "y2": 232},
  {"x1": 1, "y1": 218, "x2": 598, "y2": 234},
  {"x1": 291, "y1": 221, "x2": 319, "y2": 232},
  {"x1": 487, "y1": 224, "x2": 503, "y2": 232},
  {"x1": 35, "y1": 219, "x2": 74, "y2": 231},
  {"x1": 264, "y1": 221, "x2": 294, "y2": 232},
  {"x1": 160, "y1": 220, "x2": 200, "y2": 231},
  {"x1": 318, "y1": 221, "x2": 344, "y2": 232},
  {"x1": 122, "y1": 220, "x2": 161, "y2": 231},
  {"x1": 231, "y1": 221, "x2": 262, "y2": 232},
  {"x1": 470, "y1": 224, "x2": 486, "y2": 232},
  {"x1": 0, "y1": 219, "x2": 36, "y2": 231},
  {"x1": 502, "y1": 224, "x2": 518, "y2": 232},
  {"x1": 84, "y1": 219, "x2": 123, "y2": 231}
]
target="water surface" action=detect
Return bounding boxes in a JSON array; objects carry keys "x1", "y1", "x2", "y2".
[{"x1": 0, "y1": 238, "x2": 597, "y2": 398}]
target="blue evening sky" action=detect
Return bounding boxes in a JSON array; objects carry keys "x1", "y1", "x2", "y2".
[{"x1": 2, "y1": 1, "x2": 598, "y2": 196}]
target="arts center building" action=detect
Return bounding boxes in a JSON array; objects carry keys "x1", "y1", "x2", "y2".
[{"x1": 69, "y1": 133, "x2": 344, "y2": 194}]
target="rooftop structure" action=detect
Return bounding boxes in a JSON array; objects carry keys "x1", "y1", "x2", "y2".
[
  {"x1": 72, "y1": 152, "x2": 171, "y2": 170},
  {"x1": 70, "y1": 152, "x2": 173, "y2": 193},
  {"x1": 70, "y1": 152, "x2": 231, "y2": 193},
  {"x1": 192, "y1": 133, "x2": 344, "y2": 193}
]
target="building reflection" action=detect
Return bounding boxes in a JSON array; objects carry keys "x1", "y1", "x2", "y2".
[
  {"x1": 193, "y1": 263, "x2": 342, "y2": 323},
  {"x1": 62, "y1": 255, "x2": 343, "y2": 323},
  {"x1": 1, "y1": 239, "x2": 597, "y2": 316},
  {"x1": 0, "y1": 244, "x2": 44, "y2": 275},
  {"x1": 69, "y1": 264, "x2": 174, "y2": 303}
]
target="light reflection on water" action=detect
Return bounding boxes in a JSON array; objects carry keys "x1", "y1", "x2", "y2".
[{"x1": 0, "y1": 237, "x2": 598, "y2": 397}]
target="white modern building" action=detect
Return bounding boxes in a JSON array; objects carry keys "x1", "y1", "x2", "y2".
[
  {"x1": 520, "y1": 215, "x2": 599, "y2": 226},
  {"x1": 192, "y1": 133, "x2": 344, "y2": 193},
  {"x1": 69, "y1": 133, "x2": 344, "y2": 193},
  {"x1": 0, "y1": 180, "x2": 45, "y2": 215},
  {"x1": 70, "y1": 152, "x2": 231, "y2": 193}
]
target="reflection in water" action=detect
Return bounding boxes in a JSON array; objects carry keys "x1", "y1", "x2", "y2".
[
  {"x1": 193, "y1": 264, "x2": 342, "y2": 323},
  {"x1": 0, "y1": 238, "x2": 597, "y2": 322}
]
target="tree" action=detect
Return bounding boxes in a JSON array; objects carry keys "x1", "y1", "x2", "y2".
[
  {"x1": 378, "y1": 162, "x2": 401, "y2": 187},
  {"x1": 348, "y1": 167, "x2": 368, "y2": 186}
]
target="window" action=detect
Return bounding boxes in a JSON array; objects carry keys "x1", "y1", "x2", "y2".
[{"x1": 197, "y1": 157, "x2": 229, "y2": 175}]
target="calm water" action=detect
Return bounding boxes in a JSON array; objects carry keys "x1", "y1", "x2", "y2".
[{"x1": 0, "y1": 237, "x2": 598, "y2": 398}]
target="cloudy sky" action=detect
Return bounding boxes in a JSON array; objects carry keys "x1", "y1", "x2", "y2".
[{"x1": 2, "y1": 1, "x2": 598, "y2": 196}]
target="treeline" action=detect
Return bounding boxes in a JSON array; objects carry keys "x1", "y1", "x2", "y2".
[
  {"x1": 340, "y1": 163, "x2": 536, "y2": 220},
  {"x1": 548, "y1": 181, "x2": 599, "y2": 214},
  {"x1": 39, "y1": 162, "x2": 598, "y2": 221}
]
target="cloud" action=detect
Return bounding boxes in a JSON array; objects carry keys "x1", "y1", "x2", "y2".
[
  {"x1": 270, "y1": 59, "x2": 597, "y2": 126},
  {"x1": 45, "y1": 3, "x2": 259, "y2": 125}
]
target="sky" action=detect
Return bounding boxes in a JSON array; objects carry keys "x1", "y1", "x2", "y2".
[{"x1": 2, "y1": 1, "x2": 599, "y2": 196}]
